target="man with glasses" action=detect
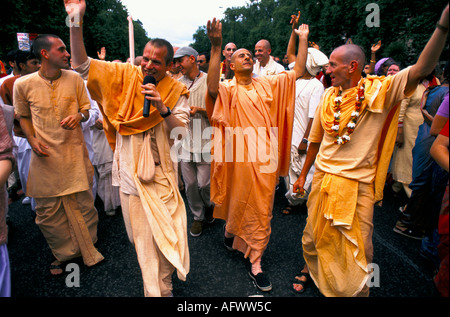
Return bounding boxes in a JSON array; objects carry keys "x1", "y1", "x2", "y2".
[{"x1": 197, "y1": 52, "x2": 210, "y2": 73}]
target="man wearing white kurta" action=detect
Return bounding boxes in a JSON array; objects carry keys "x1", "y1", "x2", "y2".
[{"x1": 284, "y1": 47, "x2": 328, "y2": 211}]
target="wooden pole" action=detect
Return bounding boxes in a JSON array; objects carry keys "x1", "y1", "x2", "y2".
[{"x1": 127, "y1": 16, "x2": 135, "y2": 64}]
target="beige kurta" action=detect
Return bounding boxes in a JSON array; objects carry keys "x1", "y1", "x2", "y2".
[
  {"x1": 304, "y1": 68, "x2": 412, "y2": 297},
  {"x1": 207, "y1": 71, "x2": 296, "y2": 263},
  {"x1": 13, "y1": 70, "x2": 103, "y2": 266},
  {"x1": 14, "y1": 71, "x2": 93, "y2": 198}
]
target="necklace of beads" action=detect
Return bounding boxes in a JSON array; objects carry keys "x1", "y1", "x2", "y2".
[{"x1": 331, "y1": 82, "x2": 365, "y2": 145}]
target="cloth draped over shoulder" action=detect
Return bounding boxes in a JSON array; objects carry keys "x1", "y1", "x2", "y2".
[
  {"x1": 209, "y1": 71, "x2": 296, "y2": 205},
  {"x1": 85, "y1": 59, "x2": 189, "y2": 150},
  {"x1": 319, "y1": 74, "x2": 405, "y2": 203},
  {"x1": 304, "y1": 68, "x2": 412, "y2": 296},
  {"x1": 82, "y1": 58, "x2": 191, "y2": 283},
  {"x1": 207, "y1": 71, "x2": 296, "y2": 262}
]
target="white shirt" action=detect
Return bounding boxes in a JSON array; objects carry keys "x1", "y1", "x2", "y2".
[{"x1": 253, "y1": 57, "x2": 285, "y2": 77}]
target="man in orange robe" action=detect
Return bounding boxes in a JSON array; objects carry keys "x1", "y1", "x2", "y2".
[
  {"x1": 67, "y1": 0, "x2": 190, "y2": 297},
  {"x1": 205, "y1": 18, "x2": 309, "y2": 292},
  {"x1": 293, "y1": 5, "x2": 449, "y2": 297}
]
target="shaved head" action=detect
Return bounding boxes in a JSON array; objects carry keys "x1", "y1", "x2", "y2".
[
  {"x1": 231, "y1": 48, "x2": 253, "y2": 63},
  {"x1": 256, "y1": 39, "x2": 271, "y2": 50},
  {"x1": 332, "y1": 44, "x2": 366, "y2": 73}
]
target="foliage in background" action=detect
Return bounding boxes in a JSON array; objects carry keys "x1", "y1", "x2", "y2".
[
  {"x1": 191, "y1": 0, "x2": 449, "y2": 67},
  {"x1": 1, "y1": 0, "x2": 149, "y2": 63},
  {"x1": 1, "y1": 0, "x2": 448, "y2": 68}
]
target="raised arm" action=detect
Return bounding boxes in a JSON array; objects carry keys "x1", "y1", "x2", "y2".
[
  {"x1": 292, "y1": 24, "x2": 309, "y2": 79},
  {"x1": 205, "y1": 18, "x2": 222, "y2": 120},
  {"x1": 64, "y1": 0, "x2": 88, "y2": 69},
  {"x1": 286, "y1": 12, "x2": 301, "y2": 64},
  {"x1": 367, "y1": 40, "x2": 381, "y2": 75},
  {"x1": 406, "y1": 5, "x2": 449, "y2": 95}
]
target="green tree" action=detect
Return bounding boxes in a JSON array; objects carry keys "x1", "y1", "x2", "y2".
[
  {"x1": 190, "y1": 0, "x2": 449, "y2": 67},
  {"x1": 0, "y1": 0, "x2": 150, "y2": 65}
]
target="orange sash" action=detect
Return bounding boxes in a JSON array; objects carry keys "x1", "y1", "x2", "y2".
[{"x1": 86, "y1": 60, "x2": 189, "y2": 150}]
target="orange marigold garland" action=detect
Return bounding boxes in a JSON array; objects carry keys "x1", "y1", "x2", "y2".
[{"x1": 332, "y1": 82, "x2": 365, "y2": 145}]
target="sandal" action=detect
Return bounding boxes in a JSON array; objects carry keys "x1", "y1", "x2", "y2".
[
  {"x1": 282, "y1": 203, "x2": 296, "y2": 215},
  {"x1": 292, "y1": 271, "x2": 310, "y2": 294}
]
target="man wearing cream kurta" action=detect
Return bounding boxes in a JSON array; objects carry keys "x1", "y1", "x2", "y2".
[
  {"x1": 174, "y1": 46, "x2": 214, "y2": 237},
  {"x1": 253, "y1": 39, "x2": 286, "y2": 77},
  {"x1": 14, "y1": 34, "x2": 103, "y2": 275},
  {"x1": 66, "y1": 0, "x2": 190, "y2": 297},
  {"x1": 205, "y1": 18, "x2": 309, "y2": 292},
  {"x1": 293, "y1": 5, "x2": 449, "y2": 297}
]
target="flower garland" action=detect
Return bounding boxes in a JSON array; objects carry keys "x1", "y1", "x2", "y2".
[{"x1": 331, "y1": 83, "x2": 365, "y2": 145}]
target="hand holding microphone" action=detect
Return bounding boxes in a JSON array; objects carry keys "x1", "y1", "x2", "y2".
[{"x1": 142, "y1": 75, "x2": 156, "y2": 117}]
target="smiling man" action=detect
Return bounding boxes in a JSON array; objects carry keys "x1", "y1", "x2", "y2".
[
  {"x1": 292, "y1": 4, "x2": 449, "y2": 297},
  {"x1": 13, "y1": 34, "x2": 104, "y2": 276},
  {"x1": 253, "y1": 39, "x2": 285, "y2": 77},
  {"x1": 66, "y1": 0, "x2": 190, "y2": 297},
  {"x1": 173, "y1": 46, "x2": 214, "y2": 237}
]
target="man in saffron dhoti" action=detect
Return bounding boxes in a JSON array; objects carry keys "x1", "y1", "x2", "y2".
[
  {"x1": 205, "y1": 18, "x2": 309, "y2": 292},
  {"x1": 292, "y1": 5, "x2": 449, "y2": 297},
  {"x1": 66, "y1": 0, "x2": 190, "y2": 297}
]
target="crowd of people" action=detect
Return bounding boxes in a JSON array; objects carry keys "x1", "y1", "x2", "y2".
[{"x1": 0, "y1": 0, "x2": 448, "y2": 298}]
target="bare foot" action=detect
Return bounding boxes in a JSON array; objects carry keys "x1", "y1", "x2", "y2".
[{"x1": 50, "y1": 260, "x2": 64, "y2": 275}]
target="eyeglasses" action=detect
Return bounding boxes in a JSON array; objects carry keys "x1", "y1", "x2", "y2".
[{"x1": 198, "y1": 60, "x2": 206, "y2": 64}]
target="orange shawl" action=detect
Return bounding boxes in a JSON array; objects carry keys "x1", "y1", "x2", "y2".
[
  {"x1": 86, "y1": 60, "x2": 189, "y2": 150},
  {"x1": 321, "y1": 76, "x2": 401, "y2": 203}
]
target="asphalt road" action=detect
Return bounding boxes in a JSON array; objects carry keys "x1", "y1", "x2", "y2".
[{"x1": 4, "y1": 181, "x2": 445, "y2": 303}]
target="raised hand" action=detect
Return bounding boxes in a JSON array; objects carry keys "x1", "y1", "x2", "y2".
[
  {"x1": 371, "y1": 40, "x2": 381, "y2": 53},
  {"x1": 295, "y1": 24, "x2": 309, "y2": 39},
  {"x1": 207, "y1": 18, "x2": 222, "y2": 48},
  {"x1": 290, "y1": 11, "x2": 301, "y2": 30},
  {"x1": 64, "y1": 0, "x2": 86, "y2": 22},
  {"x1": 438, "y1": 4, "x2": 449, "y2": 29},
  {"x1": 97, "y1": 47, "x2": 106, "y2": 60}
]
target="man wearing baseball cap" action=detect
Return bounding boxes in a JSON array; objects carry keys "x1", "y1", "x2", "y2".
[{"x1": 174, "y1": 47, "x2": 214, "y2": 237}]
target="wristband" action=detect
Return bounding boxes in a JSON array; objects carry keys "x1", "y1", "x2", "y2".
[
  {"x1": 302, "y1": 138, "x2": 309, "y2": 144},
  {"x1": 436, "y1": 22, "x2": 449, "y2": 32},
  {"x1": 160, "y1": 107, "x2": 172, "y2": 118}
]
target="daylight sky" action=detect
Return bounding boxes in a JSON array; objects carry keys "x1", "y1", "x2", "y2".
[{"x1": 119, "y1": 0, "x2": 249, "y2": 47}]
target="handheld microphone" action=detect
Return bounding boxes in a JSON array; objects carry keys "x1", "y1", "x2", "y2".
[{"x1": 143, "y1": 75, "x2": 156, "y2": 117}]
